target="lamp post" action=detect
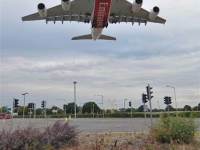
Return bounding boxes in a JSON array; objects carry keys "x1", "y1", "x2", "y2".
[
  {"x1": 73, "y1": 81, "x2": 77, "y2": 119},
  {"x1": 124, "y1": 99, "x2": 127, "y2": 112},
  {"x1": 57, "y1": 99, "x2": 66, "y2": 116},
  {"x1": 80, "y1": 103, "x2": 84, "y2": 114},
  {"x1": 22, "y1": 93, "x2": 28, "y2": 126},
  {"x1": 98, "y1": 103, "x2": 102, "y2": 115},
  {"x1": 167, "y1": 85, "x2": 177, "y2": 113},
  {"x1": 95, "y1": 95, "x2": 104, "y2": 118}
]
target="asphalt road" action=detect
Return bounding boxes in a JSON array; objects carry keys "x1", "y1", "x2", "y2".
[{"x1": 0, "y1": 118, "x2": 199, "y2": 133}]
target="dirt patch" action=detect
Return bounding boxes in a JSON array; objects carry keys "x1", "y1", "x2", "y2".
[{"x1": 64, "y1": 131, "x2": 200, "y2": 150}]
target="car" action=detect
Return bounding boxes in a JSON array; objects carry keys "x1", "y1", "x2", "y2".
[
  {"x1": 5, "y1": 114, "x2": 12, "y2": 119},
  {"x1": 0, "y1": 113, "x2": 5, "y2": 119}
]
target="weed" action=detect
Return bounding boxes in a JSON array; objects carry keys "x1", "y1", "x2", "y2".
[
  {"x1": 0, "y1": 121, "x2": 79, "y2": 150},
  {"x1": 147, "y1": 144, "x2": 153, "y2": 150},
  {"x1": 125, "y1": 139, "x2": 133, "y2": 145},
  {"x1": 151, "y1": 116, "x2": 198, "y2": 144}
]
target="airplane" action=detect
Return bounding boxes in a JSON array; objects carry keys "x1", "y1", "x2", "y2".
[{"x1": 22, "y1": 0, "x2": 166, "y2": 41}]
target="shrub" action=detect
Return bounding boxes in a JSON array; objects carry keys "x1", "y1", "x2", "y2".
[
  {"x1": 151, "y1": 116, "x2": 198, "y2": 144},
  {"x1": 0, "y1": 121, "x2": 79, "y2": 150}
]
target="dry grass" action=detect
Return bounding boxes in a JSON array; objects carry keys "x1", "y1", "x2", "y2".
[{"x1": 64, "y1": 131, "x2": 200, "y2": 150}]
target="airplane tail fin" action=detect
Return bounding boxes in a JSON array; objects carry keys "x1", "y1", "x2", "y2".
[{"x1": 71, "y1": 34, "x2": 116, "y2": 40}]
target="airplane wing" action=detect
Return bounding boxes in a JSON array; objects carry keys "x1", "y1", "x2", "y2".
[
  {"x1": 22, "y1": 0, "x2": 166, "y2": 24},
  {"x1": 22, "y1": 0, "x2": 94, "y2": 23},
  {"x1": 109, "y1": 0, "x2": 166, "y2": 24}
]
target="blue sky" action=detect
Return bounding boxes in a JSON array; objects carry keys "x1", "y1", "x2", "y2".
[{"x1": 0, "y1": 0, "x2": 199, "y2": 110}]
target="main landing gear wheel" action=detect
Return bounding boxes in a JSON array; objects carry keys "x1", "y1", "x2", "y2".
[
  {"x1": 92, "y1": 22, "x2": 97, "y2": 28},
  {"x1": 84, "y1": 19, "x2": 90, "y2": 23},
  {"x1": 103, "y1": 22, "x2": 108, "y2": 28}
]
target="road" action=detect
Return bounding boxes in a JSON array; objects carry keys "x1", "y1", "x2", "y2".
[{"x1": 0, "y1": 118, "x2": 199, "y2": 133}]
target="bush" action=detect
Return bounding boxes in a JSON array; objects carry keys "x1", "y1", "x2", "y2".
[
  {"x1": 0, "y1": 121, "x2": 79, "y2": 150},
  {"x1": 151, "y1": 116, "x2": 198, "y2": 144}
]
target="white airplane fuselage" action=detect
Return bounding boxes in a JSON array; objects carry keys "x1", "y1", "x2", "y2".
[{"x1": 91, "y1": 0, "x2": 112, "y2": 41}]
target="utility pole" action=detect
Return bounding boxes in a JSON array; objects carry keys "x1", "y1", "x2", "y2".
[
  {"x1": 22, "y1": 93, "x2": 28, "y2": 126},
  {"x1": 146, "y1": 84, "x2": 154, "y2": 126},
  {"x1": 93, "y1": 104, "x2": 94, "y2": 118},
  {"x1": 73, "y1": 81, "x2": 77, "y2": 119}
]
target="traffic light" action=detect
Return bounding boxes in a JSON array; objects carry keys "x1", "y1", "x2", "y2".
[
  {"x1": 41, "y1": 101, "x2": 45, "y2": 108},
  {"x1": 164, "y1": 96, "x2": 168, "y2": 105},
  {"x1": 146, "y1": 85, "x2": 154, "y2": 100},
  {"x1": 129, "y1": 101, "x2": 131, "y2": 107},
  {"x1": 28, "y1": 103, "x2": 32, "y2": 109},
  {"x1": 32, "y1": 103, "x2": 35, "y2": 109},
  {"x1": 164, "y1": 96, "x2": 172, "y2": 105},
  {"x1": 14, "y1": 99, "x2": 19, "y2": 108},
  {"x1": 168, "y1": 97, "x2": 172, "y2": 104},
  {"x1": 63, "y1": 104, "x2": 67, "y2": 110},
  {"x1": 142, "y1": 94, "x2": 148, "y2": 103}
]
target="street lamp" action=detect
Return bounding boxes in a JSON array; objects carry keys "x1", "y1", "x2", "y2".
[
  {"x1": 57, "y1": 99, "x2": 66, "y2": 116},
  {"x1": 80, "y1": 103, "x2": 84, "y2": 114},
  {"x1": 167, "y1": 85, "x2": 177, "y2": 113},
  {"x1": 95, "y1": 94, "x2": 104, "y2": 118},
  {"x1": 73, "y1": 81, "x2": 77, "y2": 119},
  {"x1": 22, "y1": 93, "x2": 28, "y2": 126},
  {"x1": 124, "y1": 99, "x2": 127, "y2": 112}
]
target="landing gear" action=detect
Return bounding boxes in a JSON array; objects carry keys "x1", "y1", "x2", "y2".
[
  {"x1": 103, "y1": 22, "x2": 108, "y2": 28},
  {"x1": 84, "y1": 19, "x2": 90, "y2": 23},
  {"x1": 111, "y1": 20, "x2": 117, "y2": 24},
  {"x1": 92, "y1": 22, "x2": 97, "y2": 28}
]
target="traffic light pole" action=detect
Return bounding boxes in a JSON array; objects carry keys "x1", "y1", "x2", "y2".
[
  {"x1": 131, "y1": 104, "x2": 132, "y2": 118},
  {"x1": 34, "y1": 103, "x2": 36, "y2": 119},
  {"x1": 147, "y1": 84, "x2": 153, "y2": 126},
  {"x1": 93, "y1": 104, "x2": 94, "y2": 118},
  {"x1": 45, "y1": 101, "x2": 47, "y2": 119},
  {"x1": 11, "y1": 98, "x2": 14, "y2": 129},
  {"x1": 29, "y1": 108, "x2": 31, "y2": 119},
  {"x1": 143, "y1": 103, "x2": 146, "y2": 124}
]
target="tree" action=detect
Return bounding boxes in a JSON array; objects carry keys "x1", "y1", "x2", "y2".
[
  {"x1": 138, "y1": 105, "x2": 144, "y2": 112},
  {"x1": 165, "y1": 105, "x2": 175, "y2": 111},
  {"x1": 50, "y1": 106, "x2": 64, "y2": 115},
  {"x1": 183, "y1": 105, "x2": 192, "y2": 111},
  {"x1": 66, "y1": 102, "x2": 78, "y2": 114},
  {"x1": 125, "y1": 108, "x2": 136, "y2": 113},
  {"x1": 36, "y1": 108, "x2": 43, "y2": 115},
  {"x1": 82, "y1": 102, "x2": 100, "y2": 114},
  {"x1": 192, "y1": 106, "x2": 199, "y2": 111},
  {"x1": 106, "y1": 109, "x2": 111, "y2": 113}
]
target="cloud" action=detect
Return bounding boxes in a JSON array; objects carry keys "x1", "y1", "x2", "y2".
[{"x1": 1, "y1": 0, "x2": 199, "y2": 109}]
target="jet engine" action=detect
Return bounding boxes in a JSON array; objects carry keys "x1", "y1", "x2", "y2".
[
  {"x1": 61, "y1": 0, "x2": 71, "y2": 11},
  {"x1": 38, "y1": 3, "x2": 47, "y2": 17},
  {"x1": 132, "y1": 0, "x2": 143, "y2": 13},
  {"x1": 149, "y1": 6, "x2": 160, "y2": 20}
]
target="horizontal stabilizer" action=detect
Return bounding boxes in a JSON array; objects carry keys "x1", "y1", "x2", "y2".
[
  {"x1": 99, "y1": 34, "x2": 116, "y2": 40},
  {"x1": 72, "y1": 34, "x2": 116, "y2": 40},
  {"x1": 72, "y1": 34, "x2": 92, "y2": 40}
]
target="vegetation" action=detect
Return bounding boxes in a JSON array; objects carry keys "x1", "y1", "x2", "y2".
[
  {"x1": 82, "y1": 102, "x2": 100, "y2": 114},
  {"x1": 183, "y1": 105, "x2": 192, "y2": 111},
  {"x1": 165, "y1": 105, "x2": 175, "y2": 111},
  {"x1": 66, "y1": 102, "x2": 78, "y2": 114},
  {"x1": 0, "y1": 121, "x2": 79, "y2": 150},
  {"x1": 151, "y1": 115, "x2": 198, "y2": 144}
]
